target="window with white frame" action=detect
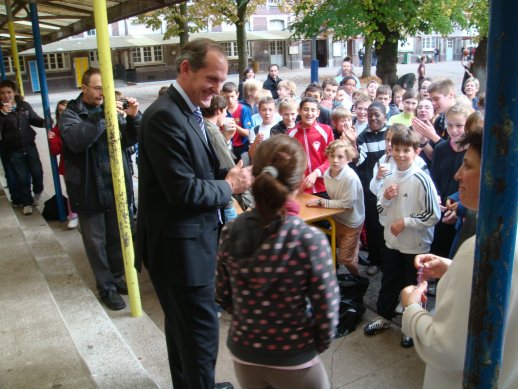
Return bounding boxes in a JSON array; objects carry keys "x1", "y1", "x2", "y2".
[
  {"x1": 269, "y1": 41, "x2": 284, "y2": 55},
  {"x1": 222, "y1": 42, "x2": 251, "y2": 58},
  {"x1": 86, "y1": 29, "x2": 96, "y2": 36},
  {"x1": 89, "y1": 50, "x2": 98, "y2": 63},
  {"x1": 44, "y1": 53, "x2": 70, "y2": 71},
  {"x1": 421, "y1": 36, "x2": 436, "y2": 50},
  {"x1": 131, "y1": 46, "x2": 164, "y2": 65},
  {"x1": 153, "y1": 46, "x2": 163, "y2": 62},
  {"x1": 267, "y1": 0, "x2": 279, "y2": 6},
  {"x1": 2, "y1": 56, "x2": 26, "y2": 74},
  {"x1": 269, "y1": 19, "x2": 285, "y2": 31}
]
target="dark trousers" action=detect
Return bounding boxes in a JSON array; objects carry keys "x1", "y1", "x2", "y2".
[
  {"x1": 364, "y1": 192, "x2": 385, "y2": 266},
  {"x1": 78, "y1": 208, "x2": 125, "y2": 293},
  {"x1": 430, "y1": 220, "x2": 456, "y2": 258},
  {"x1": 0, "y1": 142, "x2": 25, "y2": 204},
  {"x1": 377, "y1": 247, "x2": 419, "y2": 320},
  {"x1": 10, "y1": 146, "x2": 43, "y2": 206},
  {"x1": 232, "y1": 143, "x2": 249, "y2": 163},
  {"x1": 148, "y1": 274, "x2": 218, "y2": 389}
]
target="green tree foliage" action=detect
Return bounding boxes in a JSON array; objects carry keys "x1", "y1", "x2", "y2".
[
  {"x1": 135, "y1": 0, "x2": 265, "y2": 75},
  {"x1": 285, "y1": 0, "x2": 478, "y2": 85}
]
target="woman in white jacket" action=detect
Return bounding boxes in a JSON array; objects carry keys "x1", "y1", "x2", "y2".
[{"x1": 401, "y1": 128, "x2": 518, "y2": 388}]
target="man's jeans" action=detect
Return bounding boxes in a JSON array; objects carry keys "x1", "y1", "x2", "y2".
[{"x1": 10, "y1": 145, "x2": 44, "y2": 206}]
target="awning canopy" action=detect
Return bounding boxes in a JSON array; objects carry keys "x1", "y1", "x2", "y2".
[
  {"x1": 19, "y1": 30, "x2": 294, "y2": 55},
  {"x1": 0, "y1": 0, "x2": 179, "y2": 51}
]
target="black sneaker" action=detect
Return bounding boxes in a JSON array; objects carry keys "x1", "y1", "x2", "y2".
[
  {"x1": 364, "y1": 317, "x2": 391, "y2": 335},
  {"x1": 401, "y1": 335, "x2": 414, "y2": 348},
  {"x1": 114, "y1": 279, "x2": 128, "y2": 295},
  {"x1": 100, "y1": 289, "x2": 126, "y2": 310},
  {"x1": 214, "y1": 383, "x2": 234, "y2": 389}
]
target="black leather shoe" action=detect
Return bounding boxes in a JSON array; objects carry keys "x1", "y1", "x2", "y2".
[
  {"x1": 114, "y1": 279, "x2": 128, "y2": 295},
  {"x1": 100, "y1": 289, "x2": 126, "y2": 310},
  {"x1": 215, "y1": 383, "x2": 234, "y2": 389}
]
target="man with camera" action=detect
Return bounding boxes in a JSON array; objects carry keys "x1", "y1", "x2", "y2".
[{"x1": 59, "y1": 67, "x2": 141, "y2": 310}]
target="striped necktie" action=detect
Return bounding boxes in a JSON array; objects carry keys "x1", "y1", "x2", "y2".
[{"x1": 193, "y1": 108, "x2": 208, "y2": 143}]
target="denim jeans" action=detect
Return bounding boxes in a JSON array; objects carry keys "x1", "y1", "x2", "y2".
[
  {"x1": 10, "y1": 145, "x2": 44, "y2": 206},
  {"x1": 0, "y1": 142, "x2": 25, "y2": 204}
]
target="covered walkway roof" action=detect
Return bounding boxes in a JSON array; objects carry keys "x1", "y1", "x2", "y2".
[{"x1": 0, "y1": 0, "x2": 179, "y2": 51}]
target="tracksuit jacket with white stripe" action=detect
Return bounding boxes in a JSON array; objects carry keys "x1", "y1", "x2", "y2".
[{"x1": 377, "y1": 163, "x2": 440, "y2": 254}]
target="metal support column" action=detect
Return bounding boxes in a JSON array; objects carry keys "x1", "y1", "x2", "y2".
[
  {"x1": 28, "y1": 1, "x2": 66, "y2": 222},
  {"x1": 4, "y1": 0, "x2": 23, "y2": 95},
  {"x1": 463, "y1": 0, "x2": 518, "y2": 387},
  {"x1": 93, "y1": 0, "x2": 142, "y2": 317},
  {"x1": 0, "y1": 47, "x2": 6, "y2": 80}
]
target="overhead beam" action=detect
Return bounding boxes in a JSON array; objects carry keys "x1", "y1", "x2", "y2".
[{"x1": 42, "y1": 0, "x2": 180, "y2": 45}]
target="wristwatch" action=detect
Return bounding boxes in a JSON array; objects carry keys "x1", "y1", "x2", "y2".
[{"x1": 317, "y1": 199, "x2": 322, "y2": 207}]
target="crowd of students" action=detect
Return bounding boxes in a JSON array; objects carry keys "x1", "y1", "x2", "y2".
[
  {"x1": 1, "y1": 56, "x2": 497, "y2": 388},
  {"x1": 196, "y1": 63, "x2": 489, "y2": 387}
]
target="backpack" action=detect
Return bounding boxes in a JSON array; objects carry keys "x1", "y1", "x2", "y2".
[
  {"x1": 42, "y1": 195, "x2": 68, "y2": 221},
  {"x1": 334, "y1": 273, "x2": 369, "y2": 339}
]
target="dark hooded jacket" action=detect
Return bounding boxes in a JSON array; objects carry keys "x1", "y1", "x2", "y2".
[
  {"x1": 0, "y1": 96, "x2": 45, "y2": 152},
  {"x1": 58, "y1": 94, "x2": 140, "y2": 213}
]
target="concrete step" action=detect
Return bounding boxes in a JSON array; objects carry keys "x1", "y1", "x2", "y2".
[{"x1": 0, "y1": 187, "x2": 172, "y2": 388}]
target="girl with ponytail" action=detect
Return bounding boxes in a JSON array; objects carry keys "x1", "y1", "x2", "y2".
[{"x1": 216, "y1": 135, "x2": 339, "y2": 388}]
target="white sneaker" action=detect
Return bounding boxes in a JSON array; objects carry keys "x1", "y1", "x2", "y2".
[
  {"x1": 22, "y1": 205, "x2": 33, "y2": 215},
  {"x1": 33, "y1": 193, "x2": 41, "y2": 206},
  {"x1": 67, "y1": 217, "x2": 79, "y2": 229},
  {"x1": 364, "y1": 317, "x2": 391, "y2": 335}
]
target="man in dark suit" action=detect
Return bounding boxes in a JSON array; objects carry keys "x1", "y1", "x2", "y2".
[{"x1": 137, "y1": 39, "x2": 252, "y2": 389}]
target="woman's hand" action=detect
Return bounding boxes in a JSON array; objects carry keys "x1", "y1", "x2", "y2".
[
  {"x1": 401, "y1": 281, "x2": 428, "y2": 308},
  {"x1": 414, "y1": 253, "x2": 451, "y2": 279}
]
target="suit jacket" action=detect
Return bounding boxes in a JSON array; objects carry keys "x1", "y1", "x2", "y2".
[{"x1": 136, "y1": 85, "x2": 232, "y2": 286}]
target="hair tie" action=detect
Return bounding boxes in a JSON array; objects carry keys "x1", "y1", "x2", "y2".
[{"x1": 261, "y1": 166, "x2": 278, "y2": 178}]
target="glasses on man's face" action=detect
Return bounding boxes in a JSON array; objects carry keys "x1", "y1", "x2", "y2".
[{"x1": 84, "y1": 84, "x2": 103, "y2": 91}]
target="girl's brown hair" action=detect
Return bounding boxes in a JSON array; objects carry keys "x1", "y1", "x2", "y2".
[{"x1": 252, "y1": 135, "x2": 306, "y2": 223}]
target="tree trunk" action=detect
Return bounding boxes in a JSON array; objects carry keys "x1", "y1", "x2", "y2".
[
  {"x1": 472, "y1": 36, "x2": 488, "y2": 94},
  {"x1": 178, "y1": 2, "x2": 189, "y2": 48},
  {"x1": 362, "y1": 37, "x2": 372, "y2": 78},
  {"x1": 375, "y1": 24, "x2": 399, "y2": 86},
  {"x1": 236, "y1": 0, "x2": 249, "y2": 76}
]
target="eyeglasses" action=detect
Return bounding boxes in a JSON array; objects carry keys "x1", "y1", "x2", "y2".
[{"x1": 83, "y1": 84, "x2": 103, "y2": 91}]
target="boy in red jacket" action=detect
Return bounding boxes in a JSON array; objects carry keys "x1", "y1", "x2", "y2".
[{"x1": 288, "y1": 97, "x2": 333, "y2": 195}]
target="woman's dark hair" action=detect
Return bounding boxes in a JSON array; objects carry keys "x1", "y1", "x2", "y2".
[
  {"x1": 252, "y1": 135, "x2": 306, "y2": 223},
  {"x1": 458, "y1": 126, "x2": 483, "y2": 156},
  {"x1": 243, "y1": 66, "x2": 254, "y2": 79},
  {"x1": 55, "y1": 100, "x2": 68, "y2": 119}
]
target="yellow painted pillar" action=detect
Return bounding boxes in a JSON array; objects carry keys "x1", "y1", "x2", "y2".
[
  {"x1": 93, "y1": 0, "x2": 142, "y2": 317},
  {"x1": 5, "y1": 0, "x2": 24, "y2": 95}
]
